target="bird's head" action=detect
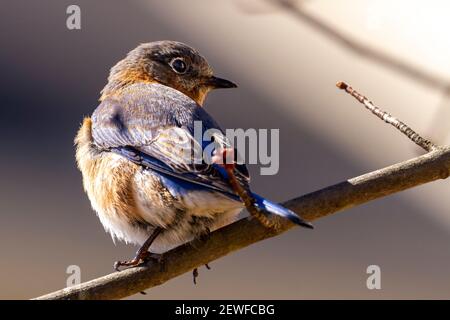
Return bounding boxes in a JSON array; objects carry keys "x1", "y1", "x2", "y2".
[{"x1": 100, "y1": 41, "x2": 237, "y2": 106}]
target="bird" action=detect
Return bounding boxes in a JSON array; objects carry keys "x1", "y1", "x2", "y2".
[{"x1": 75, "y1": 40, "x2": 312, "y2": 271}]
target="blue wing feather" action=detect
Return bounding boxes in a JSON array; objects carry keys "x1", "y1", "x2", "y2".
[{"x1": 92, "y1": 83, "x2": 311, "y2": 228}]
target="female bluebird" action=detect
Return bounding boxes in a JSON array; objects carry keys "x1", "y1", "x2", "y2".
[{"x1": 75, "y1": 41, "x2": 312, "y2": 270}]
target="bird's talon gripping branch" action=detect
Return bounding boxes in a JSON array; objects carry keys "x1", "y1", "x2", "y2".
[
  {"x1": 113, "y1": 252, "x2": 163, "y2": 272},
  {"x1": 114, "y1": 255, "x2": 146, "y2": 271},
  {"x1": 114, "y1": 228, "x2": 163, "y2": 271},
  {"x1": 114, "y1": 260, "x2": 137, "y2": 272}
]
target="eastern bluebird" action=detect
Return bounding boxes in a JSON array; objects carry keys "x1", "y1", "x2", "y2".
[{"x1": 75, "y1": 41, "x2": 312, "y2": 271}]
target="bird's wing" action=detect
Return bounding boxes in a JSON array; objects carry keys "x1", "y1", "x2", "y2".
[{"x1": 91, "y1": 83, "x2": 249, "y2": 197}]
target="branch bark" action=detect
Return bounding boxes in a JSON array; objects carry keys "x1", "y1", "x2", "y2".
[{"x1": 35, "y1": 145, "x2": 450, "y2": 300}]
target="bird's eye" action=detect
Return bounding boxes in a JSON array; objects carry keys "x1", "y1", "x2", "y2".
[{"x1": 170, "y1": 58, "x2": 187, "y2": 74}]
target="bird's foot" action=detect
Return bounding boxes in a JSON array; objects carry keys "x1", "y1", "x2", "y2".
[
  {"x1": 113, "y1": 258, "x2": 141, "y2": 271},
  {"x1": 114, "y1": 252, "x2": 163, "y2": 271}
]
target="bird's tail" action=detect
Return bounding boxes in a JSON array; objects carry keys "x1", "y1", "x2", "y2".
[{"x1": 252, "y1": 193, "x2": 313, "y2": 229}]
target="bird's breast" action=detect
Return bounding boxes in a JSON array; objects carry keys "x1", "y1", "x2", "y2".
[{"x1": 75, "y1": 117, "x2": 243, "y2": 250}]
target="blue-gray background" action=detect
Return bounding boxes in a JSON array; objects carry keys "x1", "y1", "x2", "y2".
[{"x1": 1, "y1": 0, "x2": 450, "y2": 299}]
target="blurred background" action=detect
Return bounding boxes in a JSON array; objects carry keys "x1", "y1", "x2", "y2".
[{"x1": 1, "y1": 0, "x2": 450, "y2": 299}]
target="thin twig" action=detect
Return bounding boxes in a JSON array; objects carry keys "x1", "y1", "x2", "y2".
[
  {"x1": 248, "y1": 0, "x2": 450, "y2": 151},
  {"x1": 336, "y1": 81, "x2": 438, "y2": 152},
  {"x1": 224, "y1": 164, "x2": 279, "y2": 229}
]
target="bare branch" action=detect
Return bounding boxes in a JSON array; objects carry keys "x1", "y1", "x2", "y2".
[
  {"x1": 33, "y1": 81, "x2": 448, "y2": 300},
  {"x1": 34, "y1": 145, "x2": 450, "y2": 300},
  {"x1": 336, "y1": 81, "x2": 438, "y2": 152},
  {"x1": 225, "y1": 164, "x2": 280, "y2": 229}
]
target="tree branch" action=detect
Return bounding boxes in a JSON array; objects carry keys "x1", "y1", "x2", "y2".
[
  {"x1": 35, "y1": 146, "x2": 450, "y2": 300},
  {"x1": 34, "y1": 82, "x2": 450, "y2": 300}
]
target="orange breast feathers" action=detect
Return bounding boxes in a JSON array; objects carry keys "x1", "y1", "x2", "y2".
[
  {"x1": 74, "y1": 118, "x2": 148, "y2": 227},
  {"x1": 74, "y1": 117, "x2": 243, "y2": 249}
]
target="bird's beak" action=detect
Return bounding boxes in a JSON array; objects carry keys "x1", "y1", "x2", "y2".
[{"x1": 205, "y1": 76, "x2": 238, "y2": 89}]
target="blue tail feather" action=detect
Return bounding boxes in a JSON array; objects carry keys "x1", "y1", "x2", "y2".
[{"x1": 252, "y1": 193, "x2": 313, "y2": 229}]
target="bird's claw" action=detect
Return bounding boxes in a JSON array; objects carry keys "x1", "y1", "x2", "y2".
[
  {"x1": 114, "y1": 259, "x2": 140, "y2": 271},
  {"x1": 113, "y1": 252, "x2": 164, "y2": 271}
]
